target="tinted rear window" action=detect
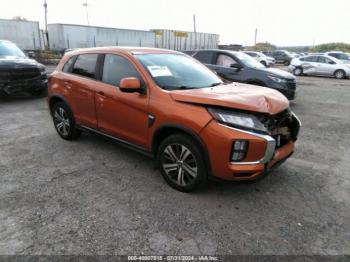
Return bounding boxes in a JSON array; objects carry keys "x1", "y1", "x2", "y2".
[{"x1": 72, "y1": 54, "x2": 98, "y2": 79}]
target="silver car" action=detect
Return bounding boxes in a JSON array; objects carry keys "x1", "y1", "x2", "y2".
[
  {"x1": 288, "y1": 55, "x2": 350, "y2": 79},
  {"x1": 243, "y1": 51, "x2": 275, "y2": 67}
]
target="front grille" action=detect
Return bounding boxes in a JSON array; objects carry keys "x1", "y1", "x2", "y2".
[
  {"x1": 0, "y1": 68, "x2": 41, "y2": 81},
  {"x1": 11, "y1": 68, "x2": 41, "y2": 80},
  {"x1": 286, "y1": 80, "x2": 296, "y2": 90}
]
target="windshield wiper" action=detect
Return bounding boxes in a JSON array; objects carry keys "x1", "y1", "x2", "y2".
[{"x1": 162, "y1": 85, "x2": 196, "y2": 90}]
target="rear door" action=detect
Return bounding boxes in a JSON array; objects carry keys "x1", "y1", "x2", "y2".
[
  {"x1": 67, "y1": 54, "x2": 99, "y2": 128},
  {"x1": 95, "y1": 53, "x2": 149, "y2": 148},
  {"x1": 301, "y1": 56, "x2": 320, "y2": 75}
]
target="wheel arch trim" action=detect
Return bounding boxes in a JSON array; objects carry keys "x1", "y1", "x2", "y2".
[{"x1": 152, "y1": 124, "x2": 212, "y2": 176}]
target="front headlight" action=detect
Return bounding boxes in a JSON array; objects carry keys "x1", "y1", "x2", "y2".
[
  {"x1": 208, "y1": 107, "x2": 267, "y2": 134},
  {"x1": 268, "y1": 75, "x2": 286, "y2": 83}
]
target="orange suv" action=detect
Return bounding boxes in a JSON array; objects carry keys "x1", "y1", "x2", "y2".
[{"x1": 48, "y1": 47, "x2": 301, "y2": 192}]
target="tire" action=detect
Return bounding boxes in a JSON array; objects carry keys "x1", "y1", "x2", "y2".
[
  {"x1": 293, "y1": 67, "x2": 303, "y2": 76},
  {"x1": 284, "y1": 61, "x2": 290, "y2": 66},
  {"x1": 261, "y1": 61, "x2": 267, "y2": 67},
  {"x1": 157, "y1": 134, "x2": 207, "y2": 192},
  {"x1": 52, "y1": 102, "x2": 81, "y2": 140},
  {"x1": 334, "y1": 70, "x2": 345, "y2": 79}
]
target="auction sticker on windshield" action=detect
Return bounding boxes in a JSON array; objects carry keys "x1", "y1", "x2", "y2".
[{"x1": 147, "y1": 65, "x2": 173, "y2": 77}]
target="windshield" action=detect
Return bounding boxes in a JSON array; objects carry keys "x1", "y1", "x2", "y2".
[
  {"x1": 136, "y1": 53, "x2": 223, "y2": 90},
  {"x1": 0, "y1": 42, "x2": 26, "y2": 58},
  {"x1": 234, "y1": 52, "x2": 265, "y2": 69}
]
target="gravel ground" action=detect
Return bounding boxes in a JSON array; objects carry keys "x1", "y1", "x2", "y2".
[{"x1": 0, "y1": 68, "x2": 350, "y2": 256}]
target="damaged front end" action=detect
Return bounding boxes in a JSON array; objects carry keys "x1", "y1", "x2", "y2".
[
  {"x1": 256, "y1": 108, "x2": 301, "y2": 148},
  {"x1": 0, "y1": 67, "x2": 48, "y2": 96}
]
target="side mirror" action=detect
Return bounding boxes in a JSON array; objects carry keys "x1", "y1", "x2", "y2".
[
  {"x1": 230, "y1": 63, "x2": 242, "y2": 70},
  {"x1": 119, "y1": 77, "x2": 143, "y2": 93}
]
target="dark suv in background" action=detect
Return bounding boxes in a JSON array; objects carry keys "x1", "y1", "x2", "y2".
[
  {"x1": 267, "y1": 50, "x2": 295, "y2": 66},
  {"x1": 0, "y1": 40, "x2": 48, "y2": 97},
  {"x1": 185, "y1": 49, "x2": 297, "y2": 100}
]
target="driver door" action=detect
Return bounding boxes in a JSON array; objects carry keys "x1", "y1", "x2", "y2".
[{"x1": 95, "y1": 54, "x2": 149, "y2": 148}]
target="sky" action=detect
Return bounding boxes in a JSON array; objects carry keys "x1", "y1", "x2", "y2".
[{"x1": 1, "y1": 0, "x2": 350, "y2": 46}]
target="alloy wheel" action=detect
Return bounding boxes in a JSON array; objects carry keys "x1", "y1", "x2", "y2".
[
  {"x1": 335, "y1": 71, "x2": 344, "y2": 79},
  {"x1": 162, "y1": 144, "x2": 198, "y2": 186},
  {"x1": 54, "y1": 107, "x2": 70, "y2": 136},
  {"x1": 294, "y1": 68, "x2": 302, "y2": 76}
]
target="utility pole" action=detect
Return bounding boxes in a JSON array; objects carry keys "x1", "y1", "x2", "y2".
[
  {"x1": 83, "y1": 1, "x2": 90, "y2": 26},
  {"x1": 254, "y1": 28, "x2": 258, "y2": 49},
  {"x1": 193, "y1": 14, "x2": 197, "y2": 50},
  {"x1": 43, "y1": 0, "x2": 50, "y2": 49}
]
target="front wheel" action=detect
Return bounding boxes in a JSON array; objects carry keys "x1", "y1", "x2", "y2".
[
  {"x1": 334, "y1": 70, "x2": 345, "y2": 79},
  {"x1": 293, "y1": 67, "x2": 303, "y2": 76},
  {"x1": 261, "y1": 61, "x2": 267, "y2": 67},
  {"x1": 52, "y1": 102, "x2": 81, "y2": 140},
  {"x1": 284, "y1": 61, "x2": 290, "y2": 66},
  {"x1": 157, "y1": 134, "x2": 207, "y2": 192}
]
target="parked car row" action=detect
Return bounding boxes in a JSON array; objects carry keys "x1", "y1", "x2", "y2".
[
  {"x1": 184, "y1": 49, "x2": 297, "y2": 100},
  {"x1": 243, "y1": 51, "x2": 275, "y2": 67},
  {"x1": 288, "y1": 54, "x2": 350, "y2": 79}
]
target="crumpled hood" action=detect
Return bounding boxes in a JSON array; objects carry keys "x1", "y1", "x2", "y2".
[
  {"x1": 170, "y1": 83, "x2": 289, "y2": 115},
  {"x1": 256, "y1": 67, "x2": 295, "y2": 80}
]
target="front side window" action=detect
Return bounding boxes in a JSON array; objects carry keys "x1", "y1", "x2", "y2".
[
  {"x1": 102, "y1": 54, "x2": 141, "y2": 86},
  {"x1": 217, "y1": 54, "x2": 236, "y2": 67},
  {"x1": 318, "y1": 56, "x2": 334, "y2": 64},
  {"x1": 72, "y1": 54, "x2": 98, "y2": 79},
  {"x1": 136, "y1": 53, "x2": 222, "y2": 90}
]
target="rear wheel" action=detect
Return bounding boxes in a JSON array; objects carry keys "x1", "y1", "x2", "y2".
[
  {"x1": 157, "y1": 134, "x2": 207, "y2": 192},
  {"x1": 52, "y1": 102, "x2": 81, "y2": 140},
  {"x1": 293, "y1": 67, "x2": 303, "y2": 76},
  {"x1": 334, "y1": 70, "x2": 345, "y2": 79}
]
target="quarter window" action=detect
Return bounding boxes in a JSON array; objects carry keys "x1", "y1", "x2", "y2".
[
  {"x1": 71, "y1": 54, "x2": 98, "y2": 79},
  {"x1": 102, "y1": 54, "x2": 141, "y2": 86},
  {"x1": 193, "y1": 51, "x2": 214, "y2": 64},
  {"x1": 63, "y1": 56, "x2": 76, "y2": 73}
]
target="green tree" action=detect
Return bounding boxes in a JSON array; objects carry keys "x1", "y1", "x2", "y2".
[
  {"x1": 310, "y1": 43, "x2": 350, "y2": 53},
  {"x1": 254, "y1": 42, "x2": 277, "y2": 51}
]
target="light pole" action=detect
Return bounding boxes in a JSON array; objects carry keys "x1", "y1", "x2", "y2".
[
  {"x1": 43, "y1": 0, "x2": 50, "y2": 49},
  {"x1": 193, "y1": 14, "x2": 197, "y2": 50},
  {"x1": 83, "y1": 1, "x2": 90, "y2": 26}
]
